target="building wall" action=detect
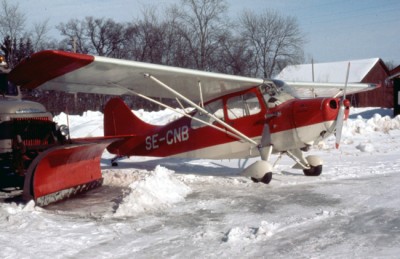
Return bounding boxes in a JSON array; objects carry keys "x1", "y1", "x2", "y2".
[
  {"x1": 394, "y1": 78, "x2": 400, "y2": 116},
  {"x1": 350, "y1": 61, "x2": 392, "y2": 107}
]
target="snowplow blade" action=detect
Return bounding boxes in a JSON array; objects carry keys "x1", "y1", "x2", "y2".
[{"x1": 23, "y1": 140, "x2": 114, "y2": 206}]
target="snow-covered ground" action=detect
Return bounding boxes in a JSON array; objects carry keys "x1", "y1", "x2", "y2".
[{"x1": 1, "y1": 107, "x2": 400, "y2": 258}]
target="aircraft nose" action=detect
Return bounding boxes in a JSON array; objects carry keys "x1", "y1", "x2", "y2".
[{"x1": 322, "y1": 98, "x2": 350, "y2": 121}]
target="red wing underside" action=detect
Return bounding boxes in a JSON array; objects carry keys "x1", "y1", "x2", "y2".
[{"x1": 9, "y1": 51, "x2": 94, "y2": 90}]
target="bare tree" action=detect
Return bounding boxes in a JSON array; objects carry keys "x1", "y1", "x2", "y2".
[
  {"x1": 129, "y1": 10, "x2": 165, "y2": 63},
  {"x1": 85, "y1": 17, "x2": 125, "y2": 57},
  {"x1": 0, "y1": 0, "x2": 25, "y2": 41},
  {"x1": 175, "y1": 0, "x2": 229, "y2": 70},
  {"x1": 57, "y1": 19, "x2": 89, "y2": 53},
  {"x1": 216, "y1": 32, "x2": 256, "y2": 76},
  {"x1": 30, "y1": 19, "x2": 51, "y2": 50},
  {"x1": 0, "y1": 0, "x2": 26, "y2": 66},
  {"x1": 240, "y1": 9, "x2": 305, "y2": 78}
]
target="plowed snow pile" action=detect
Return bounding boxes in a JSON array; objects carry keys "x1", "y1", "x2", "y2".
[{"x1": 103, "y1": 166, "x2": 192, "y2": 217}]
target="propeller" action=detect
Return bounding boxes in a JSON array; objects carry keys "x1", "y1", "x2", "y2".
[{"x1": 335, "y1": 62, "x2": 350, "y2": 149}]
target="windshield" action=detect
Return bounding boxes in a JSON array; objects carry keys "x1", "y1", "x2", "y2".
[
  {"x1": 261, "y1": 80, "x2": 296, "y2": 108},
  {"x1": 272, "y1": 79, "x2": 300, "y2": 98},
  {"x1": 0, "y1": 73, "x2": 18, "y2": 96}
]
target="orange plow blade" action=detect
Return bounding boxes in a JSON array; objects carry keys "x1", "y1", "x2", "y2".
[{"x1": 23, "y1": 140, "x2": 114, "y2": 206}]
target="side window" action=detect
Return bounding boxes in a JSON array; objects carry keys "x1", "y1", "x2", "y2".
[
  {"x1": 227, "y1": 92, "x2": 261, "y2": 120},
  {"x1": 191, "y1": 99, "x2": 224, "y2": 129}
]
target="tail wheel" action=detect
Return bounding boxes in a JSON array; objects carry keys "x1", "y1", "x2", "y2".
[{"x1": 303, "y1": 165, "x2": 322, "y2": 176}]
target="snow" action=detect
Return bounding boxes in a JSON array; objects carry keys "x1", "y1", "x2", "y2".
[
  {"x1": 2, "y1": 106, "x2": 400, "y2": 258},
  {"x1": 275, "y1": 58, "x2": 379, "y2": 83},
  {"x1": 112, "y1": 166, "x2": 192, "y2": 217}
]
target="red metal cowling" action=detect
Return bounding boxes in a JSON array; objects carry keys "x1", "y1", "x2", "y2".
[{"x1": 321, "y1": 98, "x2": 350, "y2": 122}]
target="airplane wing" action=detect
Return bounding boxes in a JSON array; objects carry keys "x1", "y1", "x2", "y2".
[
  {"x1": 285, "y1": 81, "x2": 378, "y2": 98},
  {"x1": 9, "y1": 50, "x2": 264, "y2": 102}
]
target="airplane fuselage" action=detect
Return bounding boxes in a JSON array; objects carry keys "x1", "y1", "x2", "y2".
[{"x1": 106, "y1": 83, "x2": 349, "y2": 160}]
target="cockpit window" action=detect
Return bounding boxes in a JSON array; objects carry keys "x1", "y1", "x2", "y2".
[
  {"x1": 261, "y1": 81, "x2": 295, "y2": 108},
  {"x1": 191, "y1": 99, "x2": 224, "y2": 129},
  {"x1": 272, "y1": 79, "x2": 299, "y2": 98},
  {"x1": 0, "y1": 73, "x2": 18, "y2": 96},
  {"x1": 227, "y1": 92, "x2": 261, "y2": 120}
]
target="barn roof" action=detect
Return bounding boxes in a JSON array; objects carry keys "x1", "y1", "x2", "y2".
[
  {"x1": 388, "y1": 65, "x2": 400, "y2": 80},
  {"x1": 275, "y1": 58, "x2": 380, "y2": 83}
]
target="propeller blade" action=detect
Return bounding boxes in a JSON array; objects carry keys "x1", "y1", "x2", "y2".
[
  {"x1": 335, "y1": 105, "x2": 345, "y2": 149},
  {"x1": 335, "y1": 62, "x2": 350, "y2": 149}
]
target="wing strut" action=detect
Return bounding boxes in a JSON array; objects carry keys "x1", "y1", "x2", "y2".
[
  {"x1": 144, "y1": 74, "x2": 258, "y2": 146},
  {"x1": 198, "y1": 80, "x2": 204, "y2": 108},
  {"x1": 110, "y1": 82, "x2": 246, "y2": 142}
]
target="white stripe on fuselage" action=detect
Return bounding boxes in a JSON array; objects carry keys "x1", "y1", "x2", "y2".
[{"x1": 168, "y1": 120, "x2": 335, "y2": 159}]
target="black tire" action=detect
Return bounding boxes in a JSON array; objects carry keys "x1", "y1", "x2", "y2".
[
  {"x1": 303, "y1": 165, "x2": 322, "y2": 176},
  {"x1": 260, "y1": 172, "x2": 272, "y2": 184}
]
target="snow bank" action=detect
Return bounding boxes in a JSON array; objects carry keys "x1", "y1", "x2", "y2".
[
  {"x1": 346, "y1": 113, "x2": 400, "y2": 135},
  {"x1": 53, "y1": 111, "x2": 104, "y2": 138},
  {"x1": 110, "y1": 166, "x2": 192, "y2": 217},
  {"x1": 0, "y1": 200, "x2": 38, "y2": 216},
  {"x1": 53, "y1": 108, "x2": 186, "y2": 138},
  {"x1": 133, "y1": 108, "x2": 187, "y2": 125},
  {"x1": 223, "y1": 221, "x2": 280, "y2": 242}
]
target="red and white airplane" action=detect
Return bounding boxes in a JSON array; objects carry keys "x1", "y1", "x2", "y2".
[{"x1": 9, "y1": 50, "x2": 376, "y2": 203}]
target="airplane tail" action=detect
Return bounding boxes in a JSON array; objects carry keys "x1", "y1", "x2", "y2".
[
  {"x1": 104, "y1": 97, "x2": 156, "y2": 137},
  {"x1": 104, "y1": 97, "x2": 158, "y2": 156}
]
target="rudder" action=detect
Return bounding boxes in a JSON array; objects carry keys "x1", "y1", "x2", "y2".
[{"x1": 104, "y1": 97, "x2": 155, "y2": 137}]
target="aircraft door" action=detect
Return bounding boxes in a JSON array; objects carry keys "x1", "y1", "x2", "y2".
[{"x1": 226, "y1": 92, "x2": 261, "y2": 122}]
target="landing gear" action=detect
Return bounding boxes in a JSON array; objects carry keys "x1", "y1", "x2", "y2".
[
  {"x1": 250, "y1": 172, "x2": 272, "y2": 184},
  {"x1": 288, "y1": 150, "x2": 324, "y2": 177},
  {"x1": 260, "y1": 172, "x2": 272, "y2": 184},
  {"x1": 111, "y1": 155, "x2": 124, "y2": 167},
  {"x1": 241, "y1": 159, "x2": 273, "y2": 184},
  {"x1": 240, "y1": 143, "x2": 327, "y2": 183},
  {"x1": 303, "y1": 165, "x2": 322, "y2": 176}
]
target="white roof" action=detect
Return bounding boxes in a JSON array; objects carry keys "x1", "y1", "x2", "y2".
[{"x1": 275, "y1": 58, "x2": 380, "y2": 83}]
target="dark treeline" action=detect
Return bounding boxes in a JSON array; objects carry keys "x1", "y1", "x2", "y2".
[{"x1": 0, "y1": 0, "x2": 305, "y2": 114}]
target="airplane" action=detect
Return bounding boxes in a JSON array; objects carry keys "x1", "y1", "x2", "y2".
[{"x1": 8, "y1": 50, "x2": 377, "y2": 204}]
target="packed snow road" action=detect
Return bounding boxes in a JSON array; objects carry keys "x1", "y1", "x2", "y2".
[
  {"x1": 1, "y1": 157, "x2": 400, "y2": 258},
  {"x1": 1, "y1": 107, "x2": 400, "y2": 258}
]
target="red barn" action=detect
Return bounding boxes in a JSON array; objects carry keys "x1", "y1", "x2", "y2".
[{"x1": 276, "y1": 58, "x2": 392, "y2": 108}]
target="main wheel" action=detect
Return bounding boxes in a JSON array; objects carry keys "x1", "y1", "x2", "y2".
[
  {"x1": 303, "y1": 165, "x2": 322, "y2": 176},
  {"x1": 251, "y1": 177, "x2": 259, "y2": 183},
  {"x1": 260, "y1": 172, "x2": 272, "y2": 184},
  {"x1": 250, "y1": 172, "x2": 272, "y2": 184}
]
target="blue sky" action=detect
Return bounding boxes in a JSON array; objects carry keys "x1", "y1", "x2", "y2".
[{"x1": 14, "y1": 0, "x2": 400, "y2": 65}]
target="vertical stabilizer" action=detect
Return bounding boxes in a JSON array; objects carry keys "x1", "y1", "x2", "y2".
[{"x1": 104, "y1": 97, "x2": 155, "y2": 137}]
